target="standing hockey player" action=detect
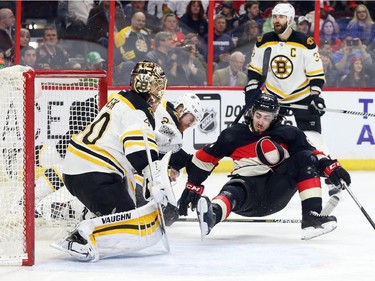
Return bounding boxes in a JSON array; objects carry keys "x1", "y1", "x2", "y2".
[
  {"x1": 52, "y1": 61, "x2": 174, "y2": 261},
  {"x1": 246, "y1": 3, "x2": 326, "y2": 151},
  {"x1": 153, "y1": 93, "x2": 204, "y2": 226},
  {"x1": 244, "y1": 3, "x2": 341, "y2": 206},
  {"x1": 178, "y1": 93, "x2": 351, "y2": 240}
]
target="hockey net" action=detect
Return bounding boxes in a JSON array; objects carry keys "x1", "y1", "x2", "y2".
[{"x1": 0, "y1": 66, "x2": 107, "y2": 265}]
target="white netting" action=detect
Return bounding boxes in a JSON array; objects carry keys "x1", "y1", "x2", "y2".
[
  {"x1": 0, "y1": 66, "x2": 31, "y2": 265},
  {"x1": 0, "y1": 66, "x2": 106, "y2": 265}
]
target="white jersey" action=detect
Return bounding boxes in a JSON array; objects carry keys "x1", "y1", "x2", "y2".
[
  {"x1": 63, "y1": 91, "x2": 158, "y2": 180},
  {"x1": 248, "y1": 30, "x2": 325, "y2": 104},
  {"x1": 154, "y1": 99, "x2": 183, "y2": 154}
]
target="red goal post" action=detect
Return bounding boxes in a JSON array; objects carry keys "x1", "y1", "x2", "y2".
[{"x1": 0, "y1": 66, "x2": 107, "y2": 266}]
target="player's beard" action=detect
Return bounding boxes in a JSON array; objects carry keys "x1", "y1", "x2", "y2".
[{"x1": 274, "y1": 22, "x2": 288, "y2": 35}]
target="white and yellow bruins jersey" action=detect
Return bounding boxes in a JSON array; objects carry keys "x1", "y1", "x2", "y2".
[
  {"x1": 63, "y1": 90, "x2": 158, "y2": 179},
  {"x1": 154, "y1": 99, "x2": 184, "y2": 154},
  {"x1": 155, "y1": 99, "x2": 180, "y2": 129},
  {"x1": 248, "y1": 31, "x2": 325, "y2": 104}
]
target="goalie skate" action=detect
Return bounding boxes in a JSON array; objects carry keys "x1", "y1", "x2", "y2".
[
  {"x1": 197, "y1": 196, "x2": 216, "y2": 239},
  {"x1": 51, "y1": 229, "x2": 97, "y2": 262},
  {"x1": 301, "y1": 211, "x2": 337, "y2": 240}
]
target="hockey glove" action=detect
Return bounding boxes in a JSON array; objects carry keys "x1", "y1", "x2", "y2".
[
  {"x1": 309, "y1": 95, "x2": 326, "y2": 116},
  {"x1": 323, "y1": 161, "x2": 351, "y2": 187},
  {"x1": 178, "y1": 181, "x2": 204, "y2": 216},
  {"x1": 142, "y1": 160, "x2": 176, "y2": 207},
  {"x1": 244, "y1": 79, "x2": 260, "y2": 105}
]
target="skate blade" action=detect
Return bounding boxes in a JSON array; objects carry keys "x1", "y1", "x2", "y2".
[
  {"x1": 301, "y1": 221, "x2": 337, "y2": 240},
  {"x1": 197, "y1": 198, "x2": 209, "y2": 240}
]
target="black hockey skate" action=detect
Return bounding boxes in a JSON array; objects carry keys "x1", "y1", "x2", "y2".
[
  {"x1": 301, "y1": 211, "x2": 337, "y2": 240},
  {"x1": 197, "y1": 196, "x2": 216, "y2": 239}
]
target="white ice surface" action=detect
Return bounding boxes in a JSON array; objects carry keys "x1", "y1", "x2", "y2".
[{"x1": 0, "y1": 171, "x2": 374, "y2": 281}]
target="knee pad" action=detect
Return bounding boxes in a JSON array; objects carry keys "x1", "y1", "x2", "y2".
[
  {"x1": 219, "y1": 179, "x2": 248, "y2": 210},
  {"x1": 288, "y1": 151, "x2": 320, "y2": 181}
]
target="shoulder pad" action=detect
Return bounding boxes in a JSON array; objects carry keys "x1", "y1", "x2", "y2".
[
  {"x1": 290, "y1": 31, "x2": 316, "y2": 49},
  {"x1": 255, "y1": 32, "x2": 279, "y2": 48}
]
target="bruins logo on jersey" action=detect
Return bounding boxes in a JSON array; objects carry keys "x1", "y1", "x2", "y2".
[
  {"x1": 271, "y1": 55, "x2": 293, "y2": 79},
  {"x1": 136, "y1": 38, "x2": 149, "y2": 52},
  {"x1": 307, "y1": 37, "x2": 315, "y2": 45}
]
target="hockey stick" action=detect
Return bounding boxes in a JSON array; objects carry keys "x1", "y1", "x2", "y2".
[
  {"x1": 341, "y1": 180, "x2": 375, "y2": 230},
  {"x1": 177, "y1": 217, "x2": 301, "y2": 223},
  {"x1": 141, "y1": 127, "x2": 170, "y2": 252},
  {"x1": 232, "y1": 47, "x2": 272, "y2": 126},
  {"x1": 280, "y1": 103, "x2": 375, "y2": 118}
]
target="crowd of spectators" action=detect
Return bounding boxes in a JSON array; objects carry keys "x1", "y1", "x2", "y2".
[{"x1": 1, "y1": 0, "x2": 375, "y2": 88}]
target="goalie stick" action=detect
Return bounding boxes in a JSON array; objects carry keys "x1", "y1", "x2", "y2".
[
  {"x1": 280, "y1": 103, "x2": 375, "y2": 118},
  {"x1": 141, "y1": 127, "x2": 170, "y2": 252},
  {"x1": 177, "y1": 217, "x2": 301, "y2": 223},
  {"x1": 232, "y1": 47, "x2": 272, "y2": 126}
]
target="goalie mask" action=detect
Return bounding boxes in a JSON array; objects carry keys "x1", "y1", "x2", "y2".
[
  {"x1": 272, "y1": 3, "x2": 295, "y2": 35},
  {"x1": 245, "y1": 93, "x2": 280, "y2": 125},
  {"x1": 131, "y1": 61, "x2": 167, "y2": 106},
  {"x1": 174, "y1": 93, "x2": 203, "y2": 127}
]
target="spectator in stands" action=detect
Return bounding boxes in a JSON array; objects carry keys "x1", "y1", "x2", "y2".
[
  {"x1": 161, "y1": 13, "x2": 185, "y2": 46},
  {"x1": 219, "y1": 1, "x2": 240, "y2": 36},
  {"x1": 179, "y1": 1, "x2": 208, "y2": 39},
  {"x1": 236, "y1": 1, "x2": 264, "y2": 37},
  {"x1": 20, "y1": 28, "x2": 31, "y2": 49},
  {"x1": 332, "y1": 34, "x2": 373, "y2": 76},
  {"x1": 20, "y1": 46, "x2": 37, "y2": 68},
  {"x1": 0, "y1": 8, "x2": 15, "y2": 63},
  {"x1": 346, "y1": 4, "x2": 375, "y2": 45},
  {"x1": 202, "y1": 14, "x2": 235, "y2": 70},
  {"x1": 87, "y1": 0, "x2": 127, "y2": 48},
  {"x1": 320, "y1": 19, "x2": 342, "y2": 54},
  {"x1": 169, "y1": 42, "x2": 206, "y2": 86},
  {"x1": 147, "y1": 1, "x2": 174, "y2": 19},
  {"x1": 36, "y1": 24, "x2": 69, "y2": 69},
  {"x1": 183, "y1": 32, "x2": 207, "y2": 74},
  {"x1": 86, "y1": 51, "x2": 106, "y2": 71},
  {"x1": 296, "y1": 16, "x2": 312, "y2": 36},
  {"x1": 236, "y1": 19, "x2": 259, "y2": 66},
  {"x1": 114, "y1": 12, "x2": 151, "y2": 85},
  {"x1": 57, "y1": 0, "x2": 94, "y2": 40},
  {"x1": 306, "y1": 1, "x2": 339, "y2": 35},
  {"x1": 123, "y1": 0, "x2": 161, "y2": 36},
  {"x1": 319, "y1": 50, "x2": 339, "y2": 87},
  {"x1": 340, "y1": 56, "x2": 373, "y2": 87},
  {"x1": 87, "y1": 0, "x2": 126, "y2": 49},
  {"x1": 146, "y1": 31, "x2": 175, "y2": 74},
  {"x1": 213, "y1": 51, "x2": 247, "y2": 86}
]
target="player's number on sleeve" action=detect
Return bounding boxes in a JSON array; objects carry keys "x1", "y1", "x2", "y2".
[
  {"x1": 313, "y1": 52, "x2": 320, "y2": 62},
  {"x1": 82, "y1": 112, "x2": 111, "y2": 145}
]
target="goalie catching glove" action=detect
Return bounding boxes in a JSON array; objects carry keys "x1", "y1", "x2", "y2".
[
  {"x1": 178, "y1": 181, "x2": 204, "y2": 216},
  {"x1": 142, "y1": 152, "x2": 177, "y2": 207},
  {"x1": 321, "y1": 159, "x2": 351, "y2": 187}
]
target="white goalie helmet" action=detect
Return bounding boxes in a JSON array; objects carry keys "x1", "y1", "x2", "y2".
[
  {"x1": 174, "y1": 93, "x2": 203, "y2": 125},
  {"x1": 272, "y1": 3, "x2": 295, "y2": 29}
]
